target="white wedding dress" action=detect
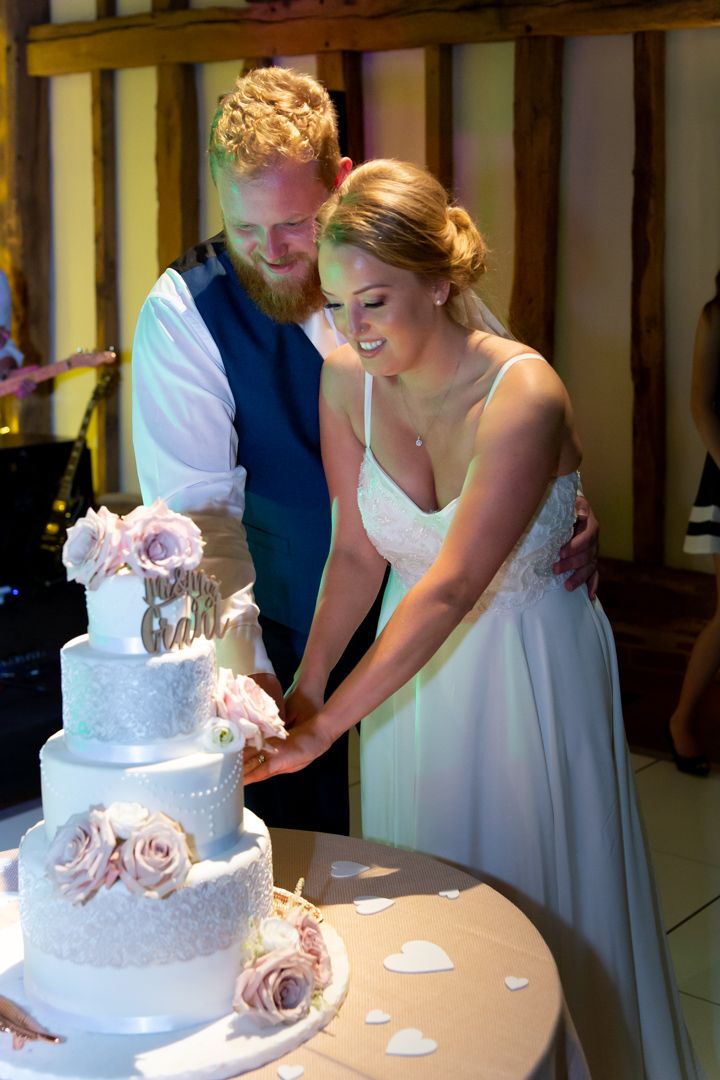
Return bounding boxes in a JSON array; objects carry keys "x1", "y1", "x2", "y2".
[{"x1": 358, "y1": 355, "x2": 700, "y2": 1079}]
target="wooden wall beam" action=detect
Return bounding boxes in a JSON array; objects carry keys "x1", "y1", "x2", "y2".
[
  {"x1": 424, "y1": 45, "x2": 453, "y2": 194},
  {"x1": 509, "y1": 36, "x2": 563, "y2": 360},
  {"x1": 154, "y1": 0, "x2": 199, "y2": 274},
  {"x1": 26, "y1": 2, "x2": 720, "y2": 77},
  {"x1": 631, "y1": 31, "x2": 666, "y2": 564},
  {"x1": 92, "y1": 0, "x2": 120, "y2": 494},
  {"x1": 316, "y1": 51, "x2": 365, "y2": 164},
  {"x1": 0, "y1": 0, "x2": 51, "y2": 433}
]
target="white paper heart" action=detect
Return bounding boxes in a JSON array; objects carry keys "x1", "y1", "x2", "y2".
[
  {"x1": 365, "y1": 1008, "x2": 391, "y2": 1024},
  {"x1": 438, "y1": 889, "x2": 460, "y2": 900},
  {"x1": 353, "y1": 896, "x2": 395, "y2": 915},
  {"x1": 330, "y1": 860, "x2": 370, "y2": 878},
  {"x1": 504, "y1": 975, "x2": 529, "y2": 991},
  {"x1": 386, "y1": 1028, "x2": 438, "y2": 1057},
  {"x1": 383, "y1": 940, "x2": 454, "y2": 974},
  {"x1": 277, "y1": 1066, "x2": 304, "y2": 1080}
]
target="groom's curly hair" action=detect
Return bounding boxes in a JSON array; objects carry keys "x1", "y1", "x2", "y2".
[{"x1": 209, "y1": 66, "x2": 342, "y2": 190}]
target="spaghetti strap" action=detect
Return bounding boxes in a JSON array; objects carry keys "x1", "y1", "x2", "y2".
[
  {"x1": 485, "y1": 352, "x2": 544, "y2": 409},
  {"x1": 363, "y1": 372, "x2": 373, "y2": 449}
]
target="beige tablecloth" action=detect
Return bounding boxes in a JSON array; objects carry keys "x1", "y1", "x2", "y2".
[{"x1": 1, "y1": 830, "x2": 578, "y2": 1078}]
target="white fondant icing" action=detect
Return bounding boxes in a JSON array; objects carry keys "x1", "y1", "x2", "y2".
[
  {"x1": 0, "y1": 920, "x2": 349, "y2": 1080},
  {"x1": 85, "y1": 571, "x2": 187, "y2": 654},
  {"x1": 19, "y1": 813, "x2": 273, "y2": 1033},
  {"x1": 61, "y1": 634, "x2": 216, "y2": 759},
  {"x1": 41, "y1": 731, "x2": 243, "y2": 858}
]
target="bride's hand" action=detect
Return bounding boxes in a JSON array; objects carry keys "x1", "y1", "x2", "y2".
[
  {"x1": 284, "y1": 680, "x2": 324, "y2": 730},
  {"x1": 244, "y1": 721, "x2": 332, "y2": 784}
]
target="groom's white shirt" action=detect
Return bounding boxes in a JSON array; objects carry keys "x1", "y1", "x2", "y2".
[{"x1": 132, "y1": 267, "x2": 343, "y2": 677}]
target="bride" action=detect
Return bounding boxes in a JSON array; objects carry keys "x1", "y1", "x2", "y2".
[{"x1": 245, "y1": 159, "x2": 699, "y2": 1078}]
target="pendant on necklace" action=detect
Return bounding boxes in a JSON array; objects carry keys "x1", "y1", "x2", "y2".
[{"x1": 415, "y1": 435, "x2": 424, "y2": 447}]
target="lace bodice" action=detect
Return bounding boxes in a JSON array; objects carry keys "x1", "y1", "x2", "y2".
[{"x1": 356, "y1": 355, "x2": 578, "y2": 615}]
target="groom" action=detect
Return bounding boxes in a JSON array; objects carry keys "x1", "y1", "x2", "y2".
[{"x1": 132, "y1": 66, "x2": 599, "y2": 834}]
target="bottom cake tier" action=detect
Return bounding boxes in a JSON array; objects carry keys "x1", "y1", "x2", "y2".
[{"x1": 18, "y1": 811, "x2": 273, "y2": 1034}]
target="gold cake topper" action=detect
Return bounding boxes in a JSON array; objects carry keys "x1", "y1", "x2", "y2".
[{"x1": 141, "y1": 567, "x2": 230, "y2": 653}]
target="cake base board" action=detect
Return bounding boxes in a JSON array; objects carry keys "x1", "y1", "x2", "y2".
[{"x1": 0, "y1": 922, "x2": 349, "y2": 1080}]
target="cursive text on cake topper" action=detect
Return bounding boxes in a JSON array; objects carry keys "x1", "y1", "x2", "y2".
[{"x1": 141, "y1": 567, "x2": 230, "y2": 653}]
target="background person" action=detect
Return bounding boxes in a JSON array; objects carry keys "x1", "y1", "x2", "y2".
[{"x1": 670, "y1": 271, "x2": 720, "y2": 776}]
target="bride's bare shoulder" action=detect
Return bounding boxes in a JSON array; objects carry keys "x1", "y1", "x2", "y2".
[{"x1": 321, "y1": 343, "x2": 364, "y2": 405}]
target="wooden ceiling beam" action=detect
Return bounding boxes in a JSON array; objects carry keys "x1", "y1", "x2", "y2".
[
  {"x1": 153, "y1": 0, "x2": 199, "y2": 274},
  {"x1": 26, "y1": 2, "x2": 720, "y2": 77},
  {"x1": 631, "y1": 30, "x2": 666, "y2": 565},
  {"x1": 425, "y1": 45, "x2": 454, "y2": 194},
  {"x1": 509, "y1": 36, "x2": 563, "y2": 361},
  {"x1": 92, "y1": 0, "x2": 120, "y2": 494},
  {"x1": 1, "y1": 0, "x2": 51, "y2": 433}
]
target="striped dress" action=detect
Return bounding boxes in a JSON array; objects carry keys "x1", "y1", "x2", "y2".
[{"x1": 684, "y1": 447, "x2": 720, "y2": 554}]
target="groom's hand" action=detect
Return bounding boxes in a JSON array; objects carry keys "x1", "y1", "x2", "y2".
[
  {"x1": 249, "y1": 671, "x2": 285, "y2": 720},
  {"x1": 553, "y1": 494, "x2": 599, "y2": 600}
]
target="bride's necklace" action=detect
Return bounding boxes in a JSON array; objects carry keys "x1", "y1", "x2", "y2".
[{"x1": 397, "y1": 356, "x2": 463, "y2": 447}]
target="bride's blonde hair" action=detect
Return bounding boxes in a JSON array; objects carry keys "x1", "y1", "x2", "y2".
[{"x1": 316, "y1": 159, "x2": 488, "y2": 326}]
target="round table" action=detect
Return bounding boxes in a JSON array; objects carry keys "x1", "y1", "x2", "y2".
[{"x1": 0, "y1": 829, "x2": 579, "y2": 1079}]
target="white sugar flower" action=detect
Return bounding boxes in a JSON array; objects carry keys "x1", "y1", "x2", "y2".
[
  {"x1": 202, "y1": 718, "x2": 246, "y2": 754},
  {"x1": 106, "y1": 802, "x2": 149, "y2": 839},
  {"x1": 258, "y1": 917, "x2": 301, "y2": 954}
]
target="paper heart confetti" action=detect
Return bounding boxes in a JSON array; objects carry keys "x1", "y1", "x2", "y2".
[
  {"x1": 383, "y1": 940, "x2": 454, "y2": 974},
  {"x1": 504, "y1": 975, "x2": 529, "y2": 991},
  {"x1": 353, "y1": 896, "x2": 395, "y2": 916},
  {"x1": 438, "y1": 889, "x2": 460, "y2": 900},
  {"x1": 277, "y1": 1066, "x2": 304, "y2": 1080},
  {"x1": 330, "y1": 860, "x2": 370, "y2": 878},
  {"x1": 386, "y1": 1028, "x2": 438, "y2": 1057},
  {"x1": 365, "y1": 1008, "x2": 391, "y2": 1024}
]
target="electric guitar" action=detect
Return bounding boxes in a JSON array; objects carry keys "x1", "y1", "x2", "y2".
[
  {"x1": 0, "y1": 348, "x2": 116, "y2": 398},
  {"x1": 38, "y1": 363, "x2": 119, "y2": 582}
]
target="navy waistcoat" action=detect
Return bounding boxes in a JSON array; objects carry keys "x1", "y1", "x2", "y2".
[{"x1": 171, "y1": 236, "x2": 330, "y2": 637}]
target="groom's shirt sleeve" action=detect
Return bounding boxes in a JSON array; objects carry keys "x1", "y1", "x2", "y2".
[{"x1": 132, "y1": 268, "x2": 273, "y2": 677}]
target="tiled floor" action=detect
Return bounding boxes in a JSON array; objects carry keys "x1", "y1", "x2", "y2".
[{"x1": 2, "y1": 738, "x2": 719, "y2": 1074}]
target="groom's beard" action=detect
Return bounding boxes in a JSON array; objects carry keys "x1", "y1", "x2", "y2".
[{"x1": 226, "y1": 245, "x2": 325, "y2": 325}]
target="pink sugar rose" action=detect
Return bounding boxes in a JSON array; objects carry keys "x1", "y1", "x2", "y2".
[
  {"x1": 45, "y1": 808, "x2": 118, "y2": 904},
  {"x1": 122, "y1": 498, "x2": 203, "y2": 579},
  {"x1": 62, "y1": 506, "x2": 126, "y2": 590},
  {"x1": 285, "y1": 907, "x2": 332, "y2": 990},
  {"x1": 233, "y1": 946, "x2": 316, "y2": 1027},
  {"x1": 215, "y1": 668, "x2": 287, "y2": 752},
  {"x1": 116, "y1": 811, "x2": 191, "y2": 899}
]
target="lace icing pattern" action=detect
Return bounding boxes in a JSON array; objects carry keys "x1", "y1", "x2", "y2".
[
  {"x1": 358, "y1": 454, "x2": 578, "y2": 615},
  {"x1": 62, "y1": 642, "x2": 215, "y2": 743},
  {"x1": 20, "y1": 838, "x2": 273, "y2": 967}
]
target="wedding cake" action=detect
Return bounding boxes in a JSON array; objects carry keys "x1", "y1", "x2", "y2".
[{"x1": 16, "y1": 502, "x2": 295, "y2": 1038}]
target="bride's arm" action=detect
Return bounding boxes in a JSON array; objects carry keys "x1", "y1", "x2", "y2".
[
  {"x1": 284, "y1": 349, "x2": 388, "y2": 724},
  {"x1": 247, "y1": 360, "x2": 574, "y2": 778}
]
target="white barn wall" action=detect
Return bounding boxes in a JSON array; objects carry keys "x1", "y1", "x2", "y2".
[
  {"x1": 453, "y1": 42, "x2": 515, "y2": 324},
  {"x1": 555, "y1": 35, "x2": 635, "y2": 561}
]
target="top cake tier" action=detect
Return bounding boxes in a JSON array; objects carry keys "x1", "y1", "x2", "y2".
[{"x1": 86, "y1": 569, "x2": 189, "y2": 655}]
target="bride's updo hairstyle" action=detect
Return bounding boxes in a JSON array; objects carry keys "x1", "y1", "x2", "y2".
[{"x1": 316, "y1": 159, "x2": 488, "y2": 327}]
